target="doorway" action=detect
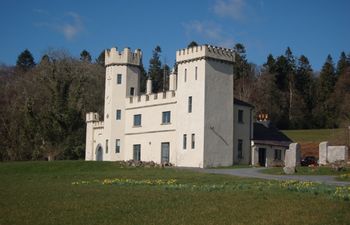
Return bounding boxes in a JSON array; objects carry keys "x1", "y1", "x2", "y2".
[
  {"x1": 161, "y1": 142, "x2": 170, "y2": 164},
  {"x1": 133, "y1": 144, "x2": 141, "y2": 161},
  {"x1": 96, "y1": 145, "x2": 103, "y2": 161},
  {"x1": 258, "y1": 148, "x2": 266, "y2": 166}
]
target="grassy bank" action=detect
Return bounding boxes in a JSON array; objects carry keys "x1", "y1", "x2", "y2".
[{"x1": 0, "y1": 161, "x2": 350, "y2": 225}]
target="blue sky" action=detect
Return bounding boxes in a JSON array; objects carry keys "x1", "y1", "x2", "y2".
[{"x1": 1, "y1": 0, "x2": 349, "y2": 71}]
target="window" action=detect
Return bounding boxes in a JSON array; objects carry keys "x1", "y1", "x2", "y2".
[
  {"x1": 133, "y1": 144, "x2": 141, "y2": 161},
  {"x1": 238, "y1": 110, "x2": 244, "y2": 123},
  {"x1": 238, "y1": 139, "x2": 243, "y2": 159},
  {"x1": 130, "y1": 87, "x2": 135, "y2": 96},
  {"x1": 162, "y1": 111, "x2": 171, "y2": 124},
  {"x1": 188, "y1": 96, "x2": 192, "y2": 113},
  {"x1": 116, "y1": 110, "x2": 121, "y2": 120},
  {"x1": 195, "y1": 66, "x2": 198, "y2": 80},
  {"x1": 115, "y1": 139, "x2": 120, "y2": 153},
  {"x1": 191, "y1": 134, "x2": 195, "y2": 149},
  {"x1": 133, "y1": 114, "x2": 142, "y2": 126},
  {"x1": 183, "y1": 134, "x2": 187, "y2": 149},
  {"x1": 117, "y1": 74, "x2": 122, "y2": 84},
  {"x1": 184, "y1": 69, "x2": 187, "y2": 82},
  {"x1": 105, "y1": 139, "x2": 109, "y2": 154},
  {"x1": 274, "y1": 149, "x2": 282, "y2": 160}
]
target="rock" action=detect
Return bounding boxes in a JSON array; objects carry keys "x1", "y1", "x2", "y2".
[{"x1": 283, "y1": 166, "x2": 296, "y2": 174}]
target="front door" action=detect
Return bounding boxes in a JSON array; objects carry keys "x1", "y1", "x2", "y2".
[
  {"x1": 258, "y1": 148, "x2": 266, "y2": 166},
  {"x1": 161, "y1": 142, "x2": 170, "y2": 164},
  {"x1": 133, "y1": 144, "x2": 141, "y2": 161},
  {"x1": 96, "y1": 145, "x2": 103, "y2": 161}
]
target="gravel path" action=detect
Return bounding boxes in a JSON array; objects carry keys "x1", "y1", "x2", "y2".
[{"x1": 200, "y1": 168, "x2": 350, "y2": 186}]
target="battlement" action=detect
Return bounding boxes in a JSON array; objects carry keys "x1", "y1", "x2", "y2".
[
  {"x1": 176, "y1": 45, "x2": 235, "y2": 64},
  {"x1": 105, "y1": 47, "x2": 142, "y2": 67},
  {"x1": 125, "y1": 91, "x2": 176, "y2": 108},
  {"x1": 86, "y1": 112, "x2": 100, "y2": 122},
  {"x1": 92, "y1": 121, "x2": 104, "y2": 128}
]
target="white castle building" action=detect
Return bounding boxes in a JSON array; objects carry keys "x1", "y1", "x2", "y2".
[{"x1": 85, "y1": 45, "x2": 255, "y2": 168}]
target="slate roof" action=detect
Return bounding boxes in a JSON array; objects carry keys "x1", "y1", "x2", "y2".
[
  {"x1": 253, "y1": 122, "x2": 293, "y2": 147},
  {"x1": 234, "y1": 98, "x2": 254, "y2": 108}
]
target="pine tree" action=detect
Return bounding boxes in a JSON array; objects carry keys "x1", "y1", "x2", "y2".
[
  {"x1": 264, "y1": 54, "x2": 276, "y2": 73},
  {"x1": 16, "y1": 49, "x2": 35, "y2": 72},
  {"x1": 80, "y1": 50, "x2": 92, "y2": 63},
  {"x1": 336, "y1": 52, "x2": 349, "y2": 77},
  {"x1": 319, "y1": 55, "x2": 336, "y2": 102},
  {"x1": 139, "y1": 62, "x2": 148, "y2": 93},
  {"x1": 148, "y1": 46, "x2": 163, "y2": 93},
  {"x1": 96, "y1": 50, "x2": 105, "y2": 66},
  {"x1": 295, "y1": 55, "x2": 314, "y2": 128},
  {"x1": 233, "y1": 43, "x2": 249, "y2": 80},
  {"x1": 232, "y1": 43, "x2": 253, "y2": 101},
  {"x1": 315, "y1": 54, "x2": 337, "y2": 128},
  {"x1": 187, "y1": 41, "x2": 198, "y2": 48}
]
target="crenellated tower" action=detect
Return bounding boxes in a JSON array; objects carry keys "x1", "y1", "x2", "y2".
[
  {"x1": 175, "y1": 45, "x2": 235, "y2": 167},
  {"x1": 103, "y1": 47, "x2": 142, "y2": 161}
]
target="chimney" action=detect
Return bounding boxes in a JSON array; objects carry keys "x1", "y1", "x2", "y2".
[
  {"x1": 169, "y1": 69, "x2": 177, "y2": 91},
  {"x1": 146, "y1": 78, "x2": 152, "y2": 95},
  {"x1": 257, "y1": 113, "x2": 270, "y2": 128}
]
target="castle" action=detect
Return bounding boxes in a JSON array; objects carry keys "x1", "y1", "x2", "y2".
[{"x1": 85, "y1": 45, "x2": 254, "y2": 168}]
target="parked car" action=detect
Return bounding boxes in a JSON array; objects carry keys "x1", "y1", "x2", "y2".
[{"x1": 301, "y1": 156, "x2": 318, "y2": 166}]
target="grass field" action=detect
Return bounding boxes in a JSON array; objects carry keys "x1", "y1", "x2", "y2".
[
  {"x1": 282, "y1": 128, "x2": 350, "y2": 157},
  {"x1": 282, "y1": 128, "x2": 349, "y2": 145},
  {"x1": 1, "y1": 161, "x2": 350, "y2": 225}
]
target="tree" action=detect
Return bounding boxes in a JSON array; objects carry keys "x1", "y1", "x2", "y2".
[
  {"x1": 16, "y1": 49, "x2": 35, "y2": 72},
  {"x1": 264, "y1": 54, "x2": 276, "y2": 73},
  {"x1": 96, "y1": 50, "x2": 105, "y2": 66},
  {"x1": 40, "y1": 54, "x2": 50, "y2": 65},
  {"x1": 233, "y1": 43, "x2": 253, "y2": 101},
  {"x1": 319, "y1": 55, "x2": 336, "y2": 102},
  {"x1": 148, "y1": 46, "x2": 163, "y2": 93},
  {"x1": 187, "y1": 41, "x2": 198, "y2": 48},
  {"x1": 294, "y1": 55, "x2": 314, "y2": 128},
  {"x1": 336, "y1": 52, "x2": 349, "y2": 77},
  {"x1": 332, "y1": 67, "x2": 350, "y2": 126},
  {"x1": 80, "y1": 50, "x2": 92, "y2": 63},
  {"x1": 139, "y1": 62, "x2": 148, "y2": 94},
  {"x1": 0, "y1": 49, "x2": 105, "y2": 161},
  {"x1": 314, "y1": 55, "x2": 337, "y2": 128}
]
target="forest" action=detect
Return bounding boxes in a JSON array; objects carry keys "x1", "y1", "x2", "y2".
[{"x1": 0, "y1": 42, "x2": 349, "y2": 160}]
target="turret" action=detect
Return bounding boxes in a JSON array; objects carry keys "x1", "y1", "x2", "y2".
[
  {"x1": 105, "y1": 47, "x2": 142, "y2": 67},
  {"x1": 86, "y1": 112, "x2": 100, "y2": 123},
  {"x1": 146, "y1": 78, "x2": 152, "y2": 95},
  {"x1": 176, "y1": 45, "x2": 235, "y2": 64},
  {"x1": 103, "y1": 47, "x2": 142, "y2": 161}
]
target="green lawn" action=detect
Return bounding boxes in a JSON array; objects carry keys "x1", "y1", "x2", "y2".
[
  {"x1": 282, "y1": 128, "x2": 348, "y2": 144},
  {"x1": 262, "y1": 166, "x2": 350, "y2": 176},
  {"x1": 1, "y1": 161, "x2": 350, "y2": 225}
]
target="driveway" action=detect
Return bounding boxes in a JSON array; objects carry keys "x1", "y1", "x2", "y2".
[{"x1": 201, "y1": 168, "x2": 350, "y2": 186}]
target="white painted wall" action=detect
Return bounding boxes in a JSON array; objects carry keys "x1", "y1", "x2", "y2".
[
  {"x1": 251, "y1": 142, "x2": 287, "y2": 167},
  {"x1": 176, "y1": 60, "x2": 206, "y2": 167},
  {"x1": 203, "y1": 60, "x2": 234, "y2": 167},
  {"x1": 234, "y1": 105, "x2": 253, "y2": 164}
]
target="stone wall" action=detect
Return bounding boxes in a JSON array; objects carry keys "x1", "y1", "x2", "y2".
[
  {"x1": 284, "y1": 143, "x2": 301, "y2": 168},
  {"x1": 319, "y1": 141, "x2": 349, "y2": 165}
]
